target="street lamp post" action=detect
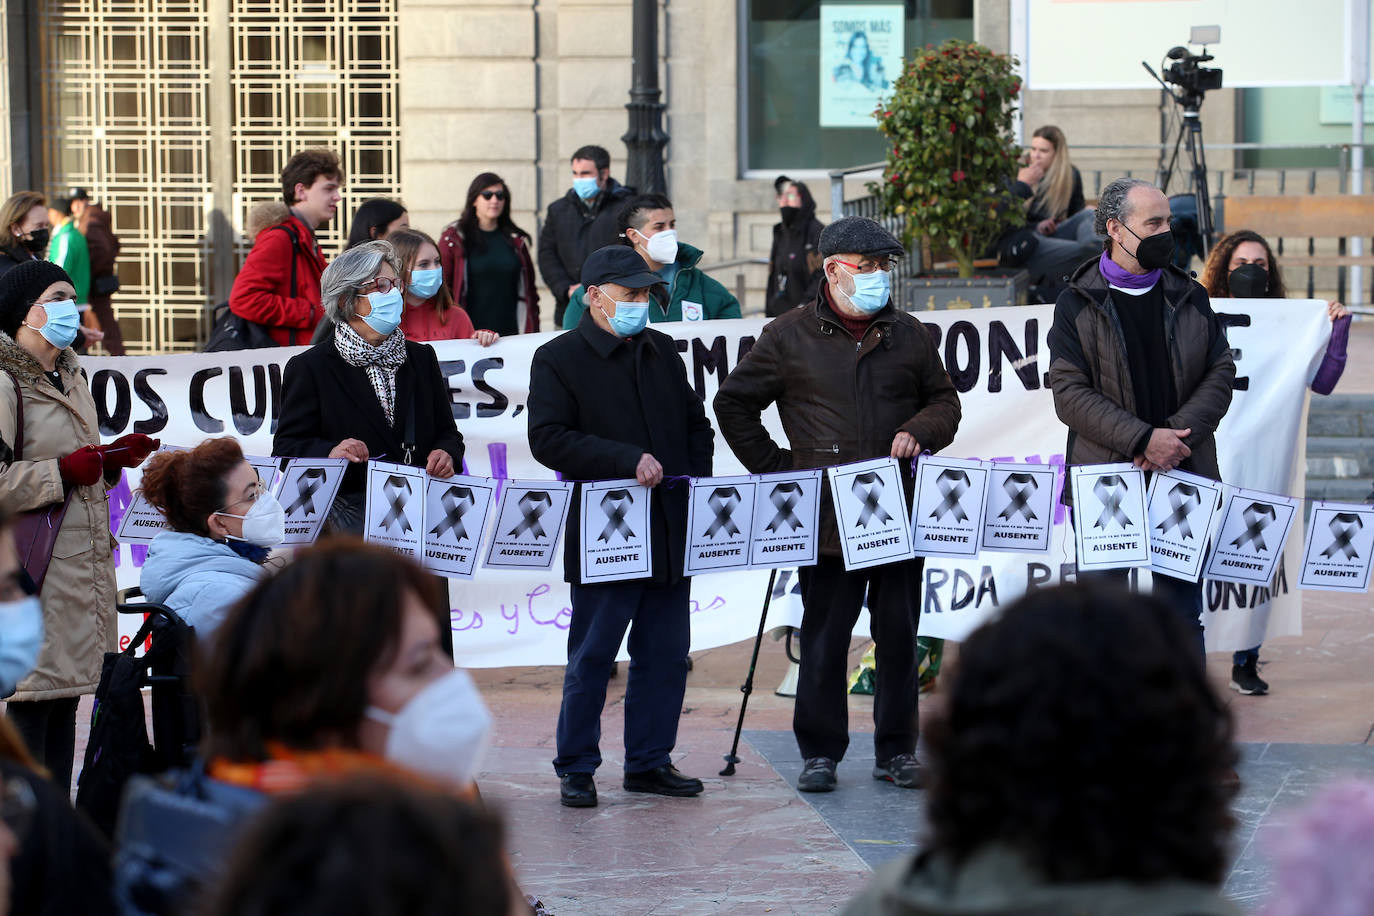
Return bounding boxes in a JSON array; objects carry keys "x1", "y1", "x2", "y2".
[{"x1": 622, "y1": 0, "x2": 668, "y2": 194}]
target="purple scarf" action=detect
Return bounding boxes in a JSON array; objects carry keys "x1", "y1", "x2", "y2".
[{"x1": 1098, "y1": 251, "x2": 1160, "y2": 290}]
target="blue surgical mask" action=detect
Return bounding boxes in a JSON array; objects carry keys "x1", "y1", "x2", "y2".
[
  {"x1": 408, "y1": 268, "x2": 443, "y2": 301},
  {"x1": 844, "y1": 268, "x2": 891, "y2": 315},
  {"x1": 362, "y1": 288, "x2": 404, "y2": 337},
  {"x1": 573, "y1": 177, "x2": 600, "y2": 200},
  {"x1": 0, "y1": 596, "x2": 43, "y2": 697},
  {"x1": 599, "y1": 298, "x2": 649, "y2": 337},
  {"x1": 34, "y1": 299, "x2": 81, "y2": 350}
]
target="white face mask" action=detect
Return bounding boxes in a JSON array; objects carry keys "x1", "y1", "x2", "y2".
[
  {"x1": 216, "y1": 493, "x2": 286, "y2": 548},
  {"x1": 365, "y1": 668, "x2": 492, "y2": 788},
  {"x1": 639, "y1": 228, "x2": 679, "y2": 265}
]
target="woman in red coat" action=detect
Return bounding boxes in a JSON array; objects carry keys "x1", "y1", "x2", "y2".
[
  {"x1": 438, "y1": 173, "x2": 540, "y2": 334},
  {"x1": 391, "y1": 229, "x2": 499, "y2": 345}
]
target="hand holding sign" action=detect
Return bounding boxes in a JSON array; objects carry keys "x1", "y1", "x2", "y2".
[
  {"x1": 330, "y1": 438, "x2": 369, "y2": 463},
  {"x1": 636, "y1": 453, "x2": 664, "y2": 487},
  {"x1": 426, "y1": 449, "x2": 455, "y2": 478},
  {"x1": 1141, "y1": 428, "x2": 1191, "y2": 472}
]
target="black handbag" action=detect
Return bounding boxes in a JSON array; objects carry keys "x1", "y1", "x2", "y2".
[{"x1": 205, "y1": 223, "x2": 306, "y2": 351}]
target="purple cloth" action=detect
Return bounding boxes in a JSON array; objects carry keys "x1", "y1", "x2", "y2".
[
  {"x1": 1311, "y1": 313, "x2": 1351, "y2": 396},
  {"x1": 1098, "y1": 251, "x2": 1161, "y2": 290}
]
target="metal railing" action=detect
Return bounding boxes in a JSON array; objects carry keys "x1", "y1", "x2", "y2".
[{"x1": 698, "y1": 257, "x2": 769, "y2": 314}]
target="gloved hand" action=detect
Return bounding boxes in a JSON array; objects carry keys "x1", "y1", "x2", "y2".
[
  {"x1": 58, "y1": 445, "x2": 104, "y2": 487},
  {"x1": 100, "y1": 433, "x2": 160, "y2": 471}
]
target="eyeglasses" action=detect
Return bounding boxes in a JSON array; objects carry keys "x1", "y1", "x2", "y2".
[
  {"x1": 833, "y1": 257, "x2": 894, "y2": 274},
  {"x1": 220, "y1": 475, "x2": 268, "y2": 514},
  {"x1": 357, "y1": 276, "x2": 404, "y2": 295},
  {"x1": 479, "y1": 190, "x2": 507, "y2": 201}
]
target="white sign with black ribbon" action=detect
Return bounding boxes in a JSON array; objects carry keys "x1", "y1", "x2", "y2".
[
  {"x1": 114, "y1": 444, "x2": 186, "y2": 544},
  {"x1": 685, "y1": 475, "x2": 756, "y2": 576},
  {"x1": 482, "y1": 479, "x2": 573, "y2": 571},
  {"x1": 912, "y1": 455, "x2": 988, "y2": 558},
  {"x1": 1145, "y1": 468, "x2": 1223, "y2": 582},
  {"x1": 749, "y1": 469, "x2": 823, "y2": 569},
  {"x1": 580, "y1": 478, "x2": 653, "y2": 583},
  {"x1": 1071, "y1": 463, "x2": 1150, "y2": 570},
  {"x1": 827, "y1": 457, "x2": 915, "y2": 571},
  {"x1": 980, "y1": 461, "x2": 1056, "y2": 554},
  {"x1": 363, "y1": 460, "x2": 426, "y2": 558},
  {"x1": 1204, "y1": 487, "x2": 1299, "y2": 586},
  {"x1": 421, "y1": 475, "x2": 497, "y2": 580},
  {"x1": 275, "y1": 457, "x2": 348, "y2": 546},
  {"x1": 1299, "y1": 501, "x2": 1374, "y2": 593}
]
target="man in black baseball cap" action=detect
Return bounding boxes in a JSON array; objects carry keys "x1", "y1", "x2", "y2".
[
  {"x1": 527, "y1": 245, "x2": 715, "y2": 808},
  {"x1": 715, "y1": 216, "x2": 962, "y2": 794}
]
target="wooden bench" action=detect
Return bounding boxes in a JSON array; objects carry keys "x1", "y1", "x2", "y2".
[{"x1": 1222, "y1": 195, "x2": 1374, "y2": 270}]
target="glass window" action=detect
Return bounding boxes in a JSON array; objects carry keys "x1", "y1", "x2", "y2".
[{"x1": 744, "y1": 0, "x2": 973, "y2": 172}]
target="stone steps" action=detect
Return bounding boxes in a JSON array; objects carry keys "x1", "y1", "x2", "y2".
[{"x1": 1305, "y1": 395, "x2": 1374, "y2": 506}]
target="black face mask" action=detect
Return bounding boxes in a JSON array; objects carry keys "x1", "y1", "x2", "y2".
[
  {"x1": 780, "y1": 206, "x2": 801, "y2": 226},
  {"x1": 1227, "y1": 263, "x2": 1270, "y2": 298},
  {"x1": 19, "y1": 228, "x2": 48, "y2": 253},
  {"x1": 1122, "y1": 224, "x2": 1175, "y2": 270}
]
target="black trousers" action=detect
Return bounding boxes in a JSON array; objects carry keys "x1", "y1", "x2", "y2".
[
  {"x1": 795, "y1": 555, "x2": 924, "y2": 763},
  {"x1": 6, "y1": 696, "x2": 81, "y2": 792}
]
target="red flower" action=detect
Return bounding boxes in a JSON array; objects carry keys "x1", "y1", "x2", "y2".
[
  {"x1": 949, "y1": 123, "x2": 958, "y2": 134},
  {"x1": 951, "y1": 170, "x2": 966, "y2": 182}
]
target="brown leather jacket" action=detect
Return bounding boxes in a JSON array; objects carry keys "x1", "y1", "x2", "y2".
[
  {"x1": 1047, "y1": 258, "x2": 1235, "y2": 505},
  {"x1": 714, "y1": 288, "x2": 961, "y2": 556}
]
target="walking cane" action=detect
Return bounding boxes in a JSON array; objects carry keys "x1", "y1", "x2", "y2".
[{"x1": 720, "y1": 567, "x2": 779, "y2": 776}]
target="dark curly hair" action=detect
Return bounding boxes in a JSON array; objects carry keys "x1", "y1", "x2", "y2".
[
  {"x1": 1199, "y1": 229, "x2": 1287, "y2": 299},
  {"x1": 924, "y1": 582, "x2": 1237, "y2": 885}
]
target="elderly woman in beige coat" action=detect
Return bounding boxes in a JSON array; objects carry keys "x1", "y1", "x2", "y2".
[{"x1": 0, "y1": 260, "x2": 156, "y2": 791}]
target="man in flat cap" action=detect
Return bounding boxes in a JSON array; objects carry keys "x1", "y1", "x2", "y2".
[
  {"x1": 529, "y1": 245, "x2": 714, "y2": 808},
  {"x1": 714, "y1": 216, "x2": 961, "y2": 793}
]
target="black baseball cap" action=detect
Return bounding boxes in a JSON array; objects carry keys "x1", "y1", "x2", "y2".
[
  {"x1": 580, "y1": 246, "x2": 660, "y2": 290},
  {"x1": 66, "y1": 187, "x2": 90, "y2": 201}
]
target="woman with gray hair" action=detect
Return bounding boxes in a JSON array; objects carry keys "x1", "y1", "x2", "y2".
[{"x1": 273, "y1": 239, "x2": 464, "y2": 533}]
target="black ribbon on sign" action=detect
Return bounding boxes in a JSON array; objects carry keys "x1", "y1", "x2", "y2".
[
  {"x1": 429, "y1": 486, "x2": 476, "y2": 542},
  {"x1": 765, "y1": 482, "x2": 804, "y2": 532},
  {"x1": 379, "y1": 475, "x2": 414, "y2": 534},
  {"x1": 284, "y1": 467, "x2": 327, "y2": 517},
  {"x1": 703, "y1": 486, "x2": 742, "y2": 538},
  {"x1": 929, "y1": 469, "x2": 971, "y2": 522},
  {"x1": 598, "y1": 489, "x2": 636, "y2": 543},
  {"x1": 997, "y1": 472, "x2": 1039, "y2": 522},
  {"x1": 1230, "y1": 502, "x2": 1278, "y2": 553},
  {"x1": 1156, "y1": 482, "x2": 1202, "y2": 540},
  {"x1": 852, "y1": 471, "x2": 893, "y2": 529},
  {"x1": 506, "y1": 491, "x2": 553, "y2": 540},
  {"x1": 1320, "y1": 512, "x2": 1364, "y2": 560},
  {"x1": 1092, "y1": 475, "x2": 1132, "y2": 530}
]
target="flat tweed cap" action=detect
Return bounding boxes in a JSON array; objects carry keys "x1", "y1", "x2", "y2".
[{"x1": 818, "y1": 216, "x2": 905, "y2": 259}]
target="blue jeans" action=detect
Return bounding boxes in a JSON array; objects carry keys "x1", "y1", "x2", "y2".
[{"x1": 554, "y1": 578, "x2": 691, "y2": 775}]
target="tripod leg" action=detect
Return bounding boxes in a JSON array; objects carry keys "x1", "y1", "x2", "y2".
[{"x1": 720, "y1": 568, "x2": 780, "y2": 777}]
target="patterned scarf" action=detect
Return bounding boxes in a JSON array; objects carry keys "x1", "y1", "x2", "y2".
[{"x1": 334, "y1": 321, "x2": 407, "y2": 425}]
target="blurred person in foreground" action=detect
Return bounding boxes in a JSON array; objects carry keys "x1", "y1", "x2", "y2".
[
  {"x1": 1260, "y1": 778, "x2": 1374, "y2": 916},
  {"x1": 843, "y1": 583, "x2": 1240, "y2": 916}
]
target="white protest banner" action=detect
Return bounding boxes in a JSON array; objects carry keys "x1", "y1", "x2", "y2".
[
  {"x1": 422, "y1": 476, "x2": 496, "y2": 580},
  {"x1": 276, "y1": 458, "x2": 347, "y2": 546},
  {"x1": 1205, "y1": 488, "x2": 1299, "y2": 586},
  {"x1": 483, "y1": 480, "x2": 573, "y2": 571},
  {"x1": 580, "y1": 479, "x2": 652, "y2": 583},
  {"x1": 981, "y1": 462, "x2": 1055, "y2": 553},
  {"x1": 1300, "y1": 502, "x2": 1374, "y2": 593},
  {"x1": 1071, "y1": 464, "x2": 1150, "y2": 571},
  {"x1": 685, "y1": 476, "x2": 756, "y2": 576},
  {"x1": 912, "y1": 455, "x2": 988, "y2": 558},
  {"x1": 749, "y1": 470, "x2": 822, "y2": 569},
  {"x1": 114, "y1": 445, "x2": 186, "y2": 544},
  {"x1": 85, "y1": 301, "x2": 1329, "y2": 662},
  {"x1": 364, "y1": 461, "x2": 425, "y2": 559},
  {"x1": 828, "y1": 457, "x2": 914, "y2": 570},
  {"x1": 1146, "y1": 469, "x2": 1223, "y2": 582}
]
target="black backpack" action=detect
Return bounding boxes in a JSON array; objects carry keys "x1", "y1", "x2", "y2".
[{"x1": 205, "y1": 223, "x2": 305, "y2": 351}]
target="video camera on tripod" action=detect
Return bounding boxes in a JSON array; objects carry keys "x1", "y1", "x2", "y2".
[{"x1": 1163, "y1": 43, "x2": 1223, "y2": 107}]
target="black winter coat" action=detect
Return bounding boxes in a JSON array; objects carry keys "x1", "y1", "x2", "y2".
[
  {"x1": 766, "y1": 205, "x2": 825, "y2": 317},
  {"x1": 528, "y1": 311, "x2": 714, "y2": 586},
  {"x1": 273, "y1": 335, "x2": 465, "y2": 496},
  {"x1": 536, "y1": 180, "x2": 635, "y2": 313}
]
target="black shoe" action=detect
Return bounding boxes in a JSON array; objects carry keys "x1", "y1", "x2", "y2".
[
  {"x1": 1230, "y1": 661, "x2": 1269, "y2": 695},
  {"x1": 560, "y1": 772, "x2": 597, "y2": 807},
  {"x1": 797, "y1": 756, "x2": 837, "y2": 793},
  {"x1": 873, "y1": 753, "x2": 923, "y2": 789},
  {"x1": 623, "y1": 764, "x2": 704, "y2": 797}
]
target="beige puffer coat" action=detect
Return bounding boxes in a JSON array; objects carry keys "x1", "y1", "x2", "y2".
[{"x1": 0, "y1": 333, "x2": 116, "y2": 701}]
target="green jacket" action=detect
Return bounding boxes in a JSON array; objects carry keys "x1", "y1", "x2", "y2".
[
  {"x1": 49, "y1": 220, "x2": 91, "y2": 305},
  {"x1": 561, "y1": 243, "x2": 741, "y2": 329},
  {"x1": 843, "y1": 847, "x2": 1241, "y2": 916}
]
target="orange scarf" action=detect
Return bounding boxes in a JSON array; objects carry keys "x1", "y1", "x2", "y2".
[{"x1": 210, "y1": 741, "x2": 479, "y2": 801}]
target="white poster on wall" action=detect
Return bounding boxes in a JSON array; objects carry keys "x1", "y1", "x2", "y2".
[{"x1": 819, "y1": 4, "x2": 903, "y2": 127}]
